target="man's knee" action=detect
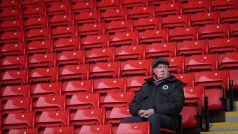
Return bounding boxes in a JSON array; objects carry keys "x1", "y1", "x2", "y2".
[{"x1": 148, "y1": 114, "x2": 161, "y2": 122}]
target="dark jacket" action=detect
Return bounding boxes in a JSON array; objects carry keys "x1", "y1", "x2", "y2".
[{"x1": 129, "y1": 75, "x2": 185, "y2": 116}]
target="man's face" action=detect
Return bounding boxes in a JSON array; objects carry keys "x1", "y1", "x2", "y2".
[{"x1": 153, "y1": 63, "x2": 169, "y2": 78}]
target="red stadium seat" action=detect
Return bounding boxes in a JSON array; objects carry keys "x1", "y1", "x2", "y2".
[
  {"x1": 138, "y1": 29, "x2": 169, "y2": 44},
  {"x1": 0, "y1": 0, "x2": 20, "y2": 8},
  {"x1": 85, "y1": 47, "x2": 115, "y2": 63},
  {"x1": 185, "y1": 54, "x2": 218, "y2": 73},
  {"x1": 1, "y1": 97, "x2": 31, "y2": 113},
  {"x1": 30, "y1": 82, "x2": 61, "y2": 97},
  {"x1": 66, "y1": 93, "x2": 100, "y2": 110},
  {"x1": 1, "y1": 112, "x2": 34, "y2": 129},
  {"x1": 3, "y1": 128, "x2": 37, "y2": 134},
  {"x1": 46, "y1": 2, "x2": 70, "y2": 16},
  {"x1": 96, "y1": 0, "x2": 121, "y2": 12},
  {"x1": 110, "y1": 32, "x2": 138, "y2": 47},
  {"x1": 35, "y1": 110, "x2": 69, "y2": 127},
  {"x1": 21, "y1": 0, "x2": 43, "y2": 7},
  {"x1": 230, "y1": 22, "x2": 238, "y2": 37},
  {"x1": 32, "y1": 95, "x2": 65, "y2": 111},
  {"x1": 208, "y1": 37, "x2": 238, "y2": 53},
  {"x1": 52, "y1": 37, "x2": 80, "y2": 52},
  {"x1": 162, "y1": 14, "x2": 190, "y2": 29},
  {"x1": 177, "y1": 40, "x2": 209, "y2": 56},
  {"x1": 28, "y1": 67, "x2": 58, "y2": 83},
  {"x1": 0, "y1": 85, "x2": 30, "y2": 99},
  {"x1": 126, "y1": 76, "x2": 149, "y2": 92},
  {"x1": 120, "y1": 59, "x2": 152, "y2": 76},
  {"x1": 173, "y1": 73, "x2": 194, "y2": 86},
  {"x1": 89, "y1": 62, "x2": 120, "y2": 79},
  {"x1": 228, "y1": 69, "x2": 238, "y2": 90},
  {"x1": 105, "y1": 20, "x2": 133, "y2": 35},
  {"x1": 0, "y1": 8, "x2": 21, "y2": 20},
  {"x1": 56, "y1": 50, "x2": 85, "y2": 66},
  {"x1": 93, "y1": 78, "x2": 126, "y2": 94},
  {"x1": 165, "y1": 56, "x2": 185, "y2": 74},
  {"x1": 133, "y1": 17, "x2": 161, "y2": 32},
  {"x1": 182, "y1": 0, "x2": 210, "y2": 14},
  {"x1": 106, "y1": 106, "x2": 131, "y2": 124},
  {"x1": 127, "y1": 6, "x2": 155, "y2": 20},
  {"x1": 169, "y1": 27, "x2": 198, "y2": 42},
  {"x1": 22, "y1": 6, "x2": 46, "y2": 18},
  {"x1": 38, "y1": 126, "x2": 74, "y2": 134},
  {"x1": 100, "y1": 8, "x2": 127, "y2": 23},
  {"x1": 23, "y1": 16, "x2": 48, "y2": 30},
  {"x1": 220, "y1": 9, "x2": 238, "y2": 23},
  {"x1": 25, "y1": 28, "x2": 50, "y2": 41},
  {"x1": 155, "y1": 2, "x2": 182, "y2": 17},
  {"x1": 48, "y1": 14, "x2": 73, "y2": 27},
  {"x1": 115, "y1": 45, "x2": 145, "y2": 61},
  {"x1": 73, "y1": 11, "x2": 99, "y2": 25},
  {"x1": 78, "y1": 124, "x2": 112, "y2": 134},
  {"x1": 51, "y1": 26, "x2": 78, "y2": 39},
  {"x1": 0, "y1": 55, "x2": 27, "y2": 70},
  {"x1": 59, "y1": 64, "x2": 89, "y2": 81},
  {"x1": 28, "y1": 53, "x2": 56, "y2": 68},
  {"x1": 122, "y1": 0, "x2": 146, "y2": 8},
  {"x1": 198, "y1": 24, "x2": 230, "y2": 39},
  {"x1": 191, "y1": 12, "x2": 220, "y2": 26},
  {"x1": 211, "y1": 0, "x2": 238, "y2": 11},
  {"x1": 25, "y1": 40, "x2": 52, "y2": 54},
  {"x1": 61, "y1": 80, "x2": 93, "y2": 95},
  {"x1": 0, "y1": 42, "x2": 25, "y2": 56},
  {"x1": 81, "y1": 34, "x2": 109, "y2": 49},
  {"x1": 145, "y1": 42, "x2": 176, "y2": 58},
  {"x1": 147, "y1": 0, "x2": 176, "y2": 6},
  {"x1": 0, "y1": 19, "x2": 22, "y2": 31},
  {"x1": 0, "y1": 70, "x2": 28, "y2": 85},
  {"x1": 78, "y1": 23, "x2": 105, "y2": 37},
  {"x1": 218, "y1": 52, "x2": 238, "y2": 69},
  {"x1": 0, "y1": 31, "x2": 24, "y2": 43},
  {"x1": 116, "y1": 122, "x2": 150, "y2": 134},
  {"x1": 70, "y1": 108, "x2": 105, "y2": 125},
  {"x1": 70, "y1": 1, "x2": 96, "y2": 14}
]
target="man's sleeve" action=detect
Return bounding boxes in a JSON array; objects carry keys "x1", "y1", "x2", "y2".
[
  {"x1": 154, "y1": 81, "x2": 185, "y2": 115},
  {"x1": 129, "y1": 86, "x2": 144, "y2": 116}
]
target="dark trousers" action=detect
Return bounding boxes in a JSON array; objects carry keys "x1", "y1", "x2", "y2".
[{"x1": 121, "y1": 114, "x2": 173, "y2": 134}]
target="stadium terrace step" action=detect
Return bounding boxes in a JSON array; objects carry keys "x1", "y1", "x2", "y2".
[
  {"x1": 209, "y1": 122, "x2": 238, "y2": 131},
  {"x1": 200, "y1": 131, "x2": 238, "y2": 134},
  {"x1": 225, "y1": 112, "x2": 238, "y2": 122}
]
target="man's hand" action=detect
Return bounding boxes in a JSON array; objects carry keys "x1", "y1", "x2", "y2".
[
  {"x1": 138, "y1": 110, "x2": 146, "y2": 117},
  {"x1": 143, "y1": 109, "x2": 155, "y2": 118}
]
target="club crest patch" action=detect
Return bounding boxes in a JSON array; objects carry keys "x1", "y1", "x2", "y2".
[{"x1": 162, "y1": 85, "x2": 169, "y2": 90}]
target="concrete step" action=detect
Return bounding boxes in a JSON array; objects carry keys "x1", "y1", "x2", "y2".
[
  {"x1": 200, "y1": 131, "x2": 238, "y2": 134},
  {"x1": 235, "y1": 101, "x2": 238, "y2": 111},
  {"x1": 225, "y1": 112, "x2": 238, "y2": 122},
  {"x1": 209, "y1": 122, "x2": 238, "y2": 131}
]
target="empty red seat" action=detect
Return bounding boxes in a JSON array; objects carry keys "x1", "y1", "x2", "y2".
[
  {"x1": 162, "y1": 14, "x2": 190, "y2": 29},
  {"x1": 211, "y1": 0, "x2": 238, "y2": 11},
  {"x1": 0, "y1": 42, "x2": 25, "y2": 56},
  {"x1": 21, "y1": 0, "x2": 43, "y2": 7},
  {"x1": 32, "y1": 95, "x2": 65, "y2": 111},
  {"x1": 126, "y1": 76, "x2": 150, "y2": 92},
  {"x1": 185, "y1": 54, "x2": 218, "y2": 73},
  {"x1": 182, "y1": 0, "x2": 210, "y2": 14},
  {"x1": 30, "y1": 82, "x2": 61, "y2": 97},
  {"x1": 228, "y1": 69, "x2": 238, "y2": 90},
  {"x1": 105, "y1": 20, "x2": 133, "y2": 35},
  {"x1": 177, "y1": 40, "x2": 209, "y2": 56},
  {"x1": 1, "y1": 97, "x2": 31, "y2": 113},
  {"x1": 35, "y1": 110, "x2": 69, "y2": 127},
  {"x1": 165, "y1": 56, "x2": 185, "y2": 74},
  {"x1": 155, "y1": 2, "x2": 182, "y2": 17},
  {"x1": 28, "y1": 67, "x2": 58, "y2": 83},
  {"x1": 78, "y1": 23, "x2": 105, "y2": 37},
  {"x1": 3, "y1": 128, "x2": 37, "y2": 134},
  {"x1": 133, "y1": 17, "x2": 161, "y2": 32},
  {"x1": 0, "y1": 0, "x2": 20, "y2": 8},
  {"x1": 93, "y1": 78, "x2": 126, "y2": 94},
  {"x1": 66, "y1": 93, "x2": 100, "y2": 110},
  {"x1": 0, "y1": 85, "x2": 30, "y2": 99},
  {"x1": 116, "y1": 122, "x2": 150, "y2": 134},
  {"x1": 25, "y1": 40, "x2": 52, "y2": 54},
  {"x1": 96, "y1": 0, "x2": 121, "y2": 12},
  {"x1": 101, "y1": 92, "x2": 134, "y2": 108},
  {"x1": 23, "y1": 16, "x2": 48, "y2": 30},
  {"x1": 120, "y1": 59, "x2": 151, "y2": 76},
  {"x1": 44, "y1": 0, "x2": 67, "y2": 5},
  {"x1": 38, "y1": 126, "x2": 74, "y2": 134},
  {"x1": 59, "y1": 64, "x2": 89, "y2": 81},
  {"x1": 25, "y1": 28, "x2": 50, "y2": 41},
  {"x1": 191, "y1": 12, "x2": 220, "y2": 26},
  {"x1": 85, "y1": 47, "x2": 115, "y2": 63},
  {"x1": 0, "y1": 31, "x2": 24, "y2": 43},
  {"x1": 46, "y1": 2, "x2": 70, "y2": 16},
  {"x1": 70, "y1": 108, "x2": 105, "y2": 125},
  {"x1": 110, "y1": 32, "x2": 138, "y2": 47},
  {"x1": 145, "y1": 42, "x2": 176, "y2": 58},
  {"x1": 89, "y1": 62, "x2": 120, "y2": 79},
  {"x1": 147, "y1": 0, "x2": 176, "y2": 6},
  {"x1": 106, "y1": 106, "x2": 131, "y2": 124},
  {"x1": 208, "y1": 37, "x2": 238, "y2": 53},
  {"x1": 0, "y1": 19, "x2": 22, "y2": 31},
  {"x1": 81, "y1": 34, "x2": 109, "y2": 50},
  {"x1": 1, "y1": 112, "x2": 34, "y2": 129},
  {"x1": 173, "y1": 73, "x2": 194, "y2": 86},
  {"x1": 22, "y1": 6, "x2": 46, "y2": 18},
  {"x1": 127, "y1": 6, "x2": 155, "y2": 20},
  {"x1": 138, "y1": 29, "x2": 169, "y2": 44},
  {"x1": 0, "y1": 55, "x2": 27, "y2": 70},
  {"x1": 169, "y1": 27, "x2": 198, "y2": 42},
  {"x1": 220, "y1": 9, "x2": 238, "y2": 23},
  {"x1": 56, "y1": 50, "x2": 85, "y2": 66},
  {"x1": 218, "y1": 52, "x2": 238, "y2": 69},
  {"x1": 61, "y1": 80, "x2": 93, "y2": 95},
  {"x1": 0, "y1": 70, "x2": 28, "y2": 85},
  {"x1": 230, "y1": 22, "x2": 238, "y2": 37},
  {"x1": 28, "y1": 53, "x2": 56, "y2": 68},
  {"x1": 73, "y1": 11, "x2": 99, "y2": 25},
  {"x1": 53, "y1": 37, "x2": 80, "y2": 52},
  {"x1": 198, "y1": 24, "x2": 230, "y2": 39},
  {"x1": 48, "y1": 14, "x2": 73, "y2": 27},
  {"x1": 115, "y1": 45, "x2": 145, "y2": 61},
  {"x1": 100, "y1": 8, "x2": 127, "y2": 23},
  {"x1": 70, "y1": 1, "x2": 96, "y2": 14},
  {"x1": 122, "y1": 0, "x2": 146, "y2": 8},
  {"x1": 0, "y1": 8, "x2": 21, "y2": 20},
  {"x1": 51, "y1": 26, "x2": 78, "y2": 39},
  {"x1": 78, "y1": 124, "x2": 112, "y2": 134}
]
